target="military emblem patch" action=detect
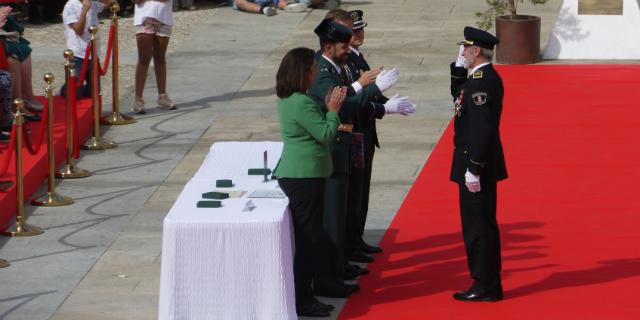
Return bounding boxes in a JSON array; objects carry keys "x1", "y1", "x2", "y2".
[
  {"x1": 472, "y1": 70, "x2": 483, "y2": 79},
  {"x1": 472, "y1": 92, "x2": 487, "y2": 106}
]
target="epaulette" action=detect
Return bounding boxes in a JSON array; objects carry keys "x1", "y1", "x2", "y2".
[{"x1": 472, "y1": 70, "x2": 483, "y2": 79}]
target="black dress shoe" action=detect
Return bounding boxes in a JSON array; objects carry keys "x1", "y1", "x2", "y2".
[
  {"x1": 314, "y1": 283, "x2": 360, "y2": 298},
  {"x1": 43, "y1": 15, "x2": 63, "y2": 24},
  {"x1": 354, "y1": 265, "x2": 369, "y2": 275},
  {"x1": 29, "y1": 18, "x2": 44, "y2": 25},
  {"x1": 453, "y1": 286, "x2": 503, "y2": 302},
  {"x1": 312, "y1": 298, "x2": 335, "y2": 312},
  {"x1": 0, "y1": 180, "x2": 13, "y2": 192},
  {"x1": 296, "y1": 303, "x2": 330, "y2": 317},
  {"x1": 343, "y1": 264, "x2": 360, "y2": 280},
  {"x1": 346, "y1": 263, "x2": 369, "y2": 275},
  {"x1": 361, "y1": 242, "x2": 383, "y2": 254},
  {"x1": 349, "y1": 250, "x2": 374, "y2": 263},
  {"x1": 23, "y1": 114, "x2": 41, "y2": 122}
]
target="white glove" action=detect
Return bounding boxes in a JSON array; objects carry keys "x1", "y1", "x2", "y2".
[
  {"x1": 384, "y1": 94, "x2": 416, "y2": 115},
  {"x1": 455, "y1": 45, "x2": 466, "y2": 68},
  {"x1": 398, "y1": 97, "x2": 416, "y2": 115},
  {"x1": 465, "y1": 169, "x2": 481, "y2": 193},
  {"x1": 375, "y1": 67, "x2": 399, "y2": 92},
  {"x1": 383, "y1": 94, "x2": 400, "y2": 114}
]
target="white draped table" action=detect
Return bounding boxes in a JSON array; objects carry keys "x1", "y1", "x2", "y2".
[{"x1": 159, "y1": 142, "x2": 297, "y2": 320}]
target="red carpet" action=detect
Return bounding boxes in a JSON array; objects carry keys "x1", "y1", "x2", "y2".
[
  {"x1": 0, "y1": 97, "x2": 93, "y2": 230},
  {"x1": 339, "y1": 65, "x2": 640, "y2": 319}
]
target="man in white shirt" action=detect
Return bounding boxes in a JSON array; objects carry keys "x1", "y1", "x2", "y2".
[{"x1": 60, "y1": 0, "x2": 114, "y2": 98}]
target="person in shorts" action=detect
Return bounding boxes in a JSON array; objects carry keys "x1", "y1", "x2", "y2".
[
  {"x1": 61, "y1": 0, "x2": 114, "y2": 98},
  {"x1": 132, "y1": 0, "x2": 176, "y2": 114}
]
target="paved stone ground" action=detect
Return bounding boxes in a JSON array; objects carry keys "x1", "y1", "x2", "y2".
[{"x1": 6, "y1": 0, "x2": 626, "y2": 319}]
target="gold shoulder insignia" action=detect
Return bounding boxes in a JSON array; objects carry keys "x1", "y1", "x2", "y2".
[{"x1": 473, "y1": 71, "x2": 483, "y2": 79}]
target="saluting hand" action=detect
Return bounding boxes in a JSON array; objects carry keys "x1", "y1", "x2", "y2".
[
  {"x1": 325, "y1": 86, "x2": 347, "y2": 113},
  {"x1": 455, "y1": 45, "x2": 466, "y2": 67},
  {"x1": 357, "y1": 67, "x2": 382, "y2": 87}
]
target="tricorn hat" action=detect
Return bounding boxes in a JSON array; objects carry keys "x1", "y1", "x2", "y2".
[{"x1": 314, "y1": 18, "x2": 353, "y2": 43}]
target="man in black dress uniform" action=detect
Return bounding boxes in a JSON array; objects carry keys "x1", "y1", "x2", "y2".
[
  {"x1": 343, "y1": 10, "x2": 416, "y2": 263},
  {"x1": 449, "y1": 26, "x2": 508, "y2": 302}
]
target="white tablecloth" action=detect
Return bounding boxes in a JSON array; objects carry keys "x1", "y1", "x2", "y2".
[{"x1": 159, "y1": 142, "x2": 296, "y2": 320}]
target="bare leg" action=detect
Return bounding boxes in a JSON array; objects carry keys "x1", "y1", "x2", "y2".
[
  {"x1": 135, "y1": 33, "x2": 155, "y2": 99},
  {"x1": 277, "y1": 0, "x2": 286, "y2": 9},
  {"x1": 152, "y1": 35, "x2": 170, "y2": 95},
  {"x1": 236, "y1": 0, "x2": 263, "y2": 13},
  {"x1": 19, "y1": 56, "x2": 35, "y2": 101},
  {"x1": 7, "y1": 58, "x2": 22, "y2": 100}
]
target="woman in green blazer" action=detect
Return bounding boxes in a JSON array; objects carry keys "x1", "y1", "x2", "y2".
[{"x1": 273, "y1": 47, "x2": 346, "y2": 317}]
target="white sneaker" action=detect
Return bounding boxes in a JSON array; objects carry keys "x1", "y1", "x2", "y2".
[
  {"x1": 132, "y1": 96, "x2": 145, "y2": 114},
  {"x1": 157, "y1": 93, "x2": 177, "y2": 110},
  {"x1": 284, "y1": 3, "x2": 308, "y2": 12},
  {"x1": 262, "y1": 6, "x2": 276, "y2": 16}
]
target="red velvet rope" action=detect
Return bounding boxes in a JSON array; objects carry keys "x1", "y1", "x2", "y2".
[
  {"x1": 75, "y1": 44, "x2": 92, "y2": 89},
  {"x1": 22, "y1": 99, "x2": 49, "y2": 156},
  {"x1": 99, "y1": 25, "x2": 115, "y2": 76},
  {"x1": 69, "y1": 76, "x2": 80, "y2": 159},
  {"x1": 0, "y1": 124, "x2": 17, "y2": 177}
]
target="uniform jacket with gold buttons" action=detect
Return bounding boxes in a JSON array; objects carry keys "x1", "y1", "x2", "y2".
[{"x1": 449, "y1": 62, "x2": 508, "y2": 184}]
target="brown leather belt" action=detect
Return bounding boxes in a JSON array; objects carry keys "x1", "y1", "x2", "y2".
[{"x1": 338, "y1": 123, "x2": 353, "y2": 133}]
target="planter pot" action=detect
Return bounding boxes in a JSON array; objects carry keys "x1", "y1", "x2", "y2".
[{"x1": 495, "y1": 15, "x2": 541, "y2": 64}]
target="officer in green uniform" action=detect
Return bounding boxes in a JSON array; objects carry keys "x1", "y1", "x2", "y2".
[
  {"x1": 449, "y1": 26, "x2": 508, "y2": 302},
  {"x1": 343, "y1": 10, "x2": 417, "y2": 263},
  {"x1": 307, "y1": 18, "x2": 398, "y2": 297}
]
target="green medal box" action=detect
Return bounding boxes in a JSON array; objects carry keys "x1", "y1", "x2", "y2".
[{"x1": 196, "y1": 200, "x2": 222, "y2": 208}]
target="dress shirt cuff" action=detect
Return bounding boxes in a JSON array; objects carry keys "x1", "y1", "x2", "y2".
[{"x1": 351, "y1": 81, "x2": 363, "y2": 94}]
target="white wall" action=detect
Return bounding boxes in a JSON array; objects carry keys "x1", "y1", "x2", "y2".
[{"x1": 543, "y1": 0, "x2": 640, "y2": 59}]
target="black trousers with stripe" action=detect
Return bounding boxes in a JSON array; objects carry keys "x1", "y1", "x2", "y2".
[{"x1": 458, "y1": 180, "x2": 502, "y2": 291}]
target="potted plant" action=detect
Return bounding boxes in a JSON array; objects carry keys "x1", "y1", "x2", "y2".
[{"x1": 476, "y1": 0, "x2": 548, "y2": 64}]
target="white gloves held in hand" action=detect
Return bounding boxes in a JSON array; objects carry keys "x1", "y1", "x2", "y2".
[
  {"x1": 465, "y1": 169, "x2": 481, "y2": 193},
  {"x1": 375, "y1": 67, "x2": 399, "y2": 92},
  {"x1": 455, "y1": 45, "x2": 466, "y2": 68},
  {"x1": 384, "y1": 93, "x2": 416, "y2": 116}
]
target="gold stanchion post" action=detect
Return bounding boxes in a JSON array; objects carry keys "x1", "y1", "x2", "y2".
[
  {"x1": 102, "y1": 3, "x2": 135, "y2": 126},
  {"x1": 82, "y1": 26, "x2": 117, "y2": 150},
  {"x1": 57, "y1": 50, "x2": 91, "y2": 179},
  {"x1": 31, "y1": 73, "x2": 74, "y2": 207},
  {"x1": 0, "y1": 258, "x2": 8, "y2": 268},
  {"x1": 1, "y1": 99, "x2": 44, "y2": 237}
]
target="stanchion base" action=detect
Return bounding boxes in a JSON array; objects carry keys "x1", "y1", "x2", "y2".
[
  {"x1": 102, "y1": 112, "x2": 137, "y2": 125},
  {"x1": 0, "y1": 224, "x2": 44, "y2": 237},
  {"x1": 81, "y1": 137, "x2": 118, "y2": 150},
  {"x1": 56, "y1": 165, "x2": 92, "y2": 179},
  {"x1": 31, "y1": 192, "x2": 74, "y2": 207},
  {"x1": 0, "y1": 259, "x2": 9, "y2": 268}
]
